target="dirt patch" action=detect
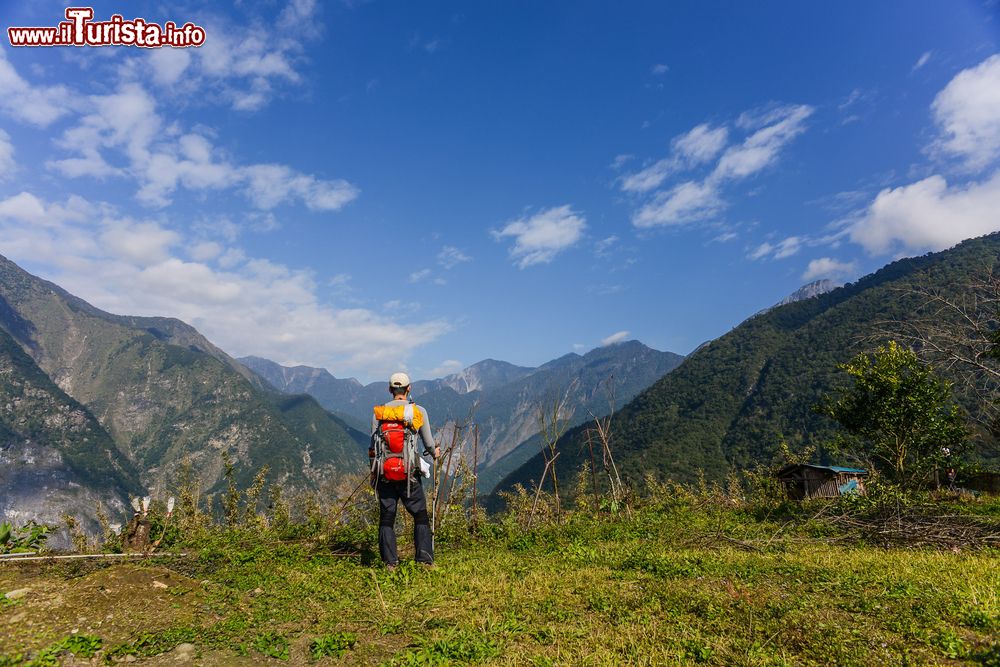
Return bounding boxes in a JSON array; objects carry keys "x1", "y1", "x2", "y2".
[{"x1": 1, "y1": 562, "x2": 205, "y2": 657}]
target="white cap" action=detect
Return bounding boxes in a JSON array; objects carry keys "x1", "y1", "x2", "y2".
[{"x1": 389, "y1": 372, "x2": 411, "y2": 388}]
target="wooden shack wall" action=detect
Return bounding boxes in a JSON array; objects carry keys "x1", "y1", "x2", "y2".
[{"x1": 779, "y1": 469, "x2": 867, "y2": 500}]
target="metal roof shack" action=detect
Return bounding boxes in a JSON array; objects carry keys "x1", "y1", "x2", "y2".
[{"x1": 776, "y1": 464, "x2": 868, "y2": 500}]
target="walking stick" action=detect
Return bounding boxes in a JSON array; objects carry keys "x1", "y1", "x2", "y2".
[{"x1": 430, "y1": 449, "x2": 437, "y2": 552}]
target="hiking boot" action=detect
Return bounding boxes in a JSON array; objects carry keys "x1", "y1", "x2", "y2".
[
  {"x1": 385, "y1": 562, "x2": 399, "y2": 571},
  {"x1": 417, "y1": 561, "x2": 435, "y2": 569}
]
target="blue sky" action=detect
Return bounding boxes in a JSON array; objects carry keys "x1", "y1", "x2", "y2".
[{"x1": 1, "y1": 1, "x2": 999, "y2": 382}]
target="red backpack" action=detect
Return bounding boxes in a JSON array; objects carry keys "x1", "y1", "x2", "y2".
[{"x1": 371, "y1": 404, "x2": 421, "y2": 488}]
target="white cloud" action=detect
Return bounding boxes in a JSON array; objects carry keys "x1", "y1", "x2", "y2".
[
  {"x1": 747, "y1": 236, "x2": 804, "y2": 261},
  {"x1": 620, "y1": 124, "x2": 728, "y2": 193},
  {"x1": 0, "y1": 191, "x2": 93, "y2": 227},
  {"x1": 712, "y1": 231, "x2": 738, "y2": 243},
  {"x1": 633, "y1": 180, "x2": 721, "y2": 228},
  {"x1": 802, "y1": 257, "x2": 857, "y2": 281},
  {"x1": 610, "y1": 154, "x2": 633, "y2": 170},
  {"x1": 0, "y1": 192, "x2": 449, "y2": 379},
  {"x1": 40, "y1": 78, "x2": 359, "y2": 211},
  {"x1": 675, "y1": 124, "x2": 730, "y2": 164},
  {"x1": 278, "y1": 0, "x2": 320, "y2": 32},
  {"x1": 620, "y1": 158, "x2": 679, "y2": 194},
  {"x1": 929, "y1": 54, "x2": 1000, "y2": 171},
  {"x1": 0, "y1": 130, "x2": 14, "y2": 178},
  {"x1": 184, "y1": 8, "x2": 313, "y2": 111},
  {"x1": 838, "y1": 88, "x2": 863, "y2": 112},
  {"x1": 651, "y1": 63, "x2": 669, "y2": 75},
  {"x1": 712, "y1": 105, "x2": 813, "y2": 180},
  {"x1": 437, "y1": 245, "x2": 471, "y2": 269},
  {"x1": 0, "y1": 50, "x2": 73, "y2": 127},
  {"x1": 100, "y1": 221, "x2": 180, "y2": 267},
  {"x1": 913, "y1": 51, "x2": 933, "y2": 72},
  {"x1": 190, "y1": 241, "x2": 223, "y2": 262},
  {"x1": 594, "y1": 235, "x2": 619, "y2": 256},
  {"x1": 493, "y1": 205, "x2": 587, "y2": 268},
  {"x1": 241, "y1": 164, "x2": 359, "y2": 211},
  {"x1": 849, "y1": 171, "x2": 1000, "y2": 255},
  {"x1": 408, "y1": 268, "x2": 432, "y2": 283},
  {"x1": 773, "y1": 236, "x2": 802, "y2": 259},
  {"x1": 46, "y1": 154, "x2": 122, "y2": 180},
  {"x1": 148, "y1": 49, "x2": 192, "y2": 86},
  {"x1": 625, "y1": 105, "x2": 812, "y2": 228},
  {"x1": 748, "y1": 241, "x2": 773, "y2": 260},
  {"x1": 600, "y1": 330, "x2": 630, "y2": 346},
  {"x1": 427, "y1": 359, "x2": 463, "y2": 377}
]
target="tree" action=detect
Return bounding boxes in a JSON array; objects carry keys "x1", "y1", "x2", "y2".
[
  {"x1": 816, "y1": 341, "x2": 969, "y2": 486},
  {"x1": 875, "y1": 269, "x2": 1000, "y2": 433}
]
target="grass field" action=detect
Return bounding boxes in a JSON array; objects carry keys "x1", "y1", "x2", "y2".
[{"x1": 2, "y1": 487, "x2": 999, "y2": 666}]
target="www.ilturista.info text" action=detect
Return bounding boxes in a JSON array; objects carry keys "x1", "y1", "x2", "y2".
[{"x1": 8, "y1": 7, "x2": 206, "y2": 48}]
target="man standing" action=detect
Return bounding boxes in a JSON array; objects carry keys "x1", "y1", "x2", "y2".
[{"x1": 370, "y1": 372, "x2": 440, "y2": 568}]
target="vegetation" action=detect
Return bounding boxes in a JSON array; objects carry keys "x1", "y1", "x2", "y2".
[
  {"x1": 0, "y1": 253, "x2": 366, "y2": 506},
  {"x1": 0, "y1": 327, "x2": 143, "y2": 498},
  {"x1": 817, "y1": 341, "x2": 969, "y2": 486},
  {"x1": 2, "y1": 474, "x2": 998, "y2": 666},
  {"x1": 498, "y1": 234, "x2": 1000, "y2": 496},
  {"x1": 0, "y1": 521, "x2": 49, "y2": 555}
]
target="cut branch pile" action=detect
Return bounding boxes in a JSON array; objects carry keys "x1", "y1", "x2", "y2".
[{"x1": 827, "y1": 506, "x2": 1000, "y2": 550}]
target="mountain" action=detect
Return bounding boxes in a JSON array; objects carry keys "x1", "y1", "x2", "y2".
[
  {"x1": 238, "y1": 356, "x2": 375, "y2": 430},
  {"x1": 436, "y1": 359, "x2": 536, "y2": 394},
  {"x1": 239, "y1": 356, "x2": 536, "y2": 427},
  {"x1": 242, "y1": 341, "x2": 685, "y2": 492},
  {"x1": 0, "y1": 327, "x2": 141, "y2": 532},
  {"x1": 745, "y1": 279, "x2": 842, "y2": 323},
  {"x1": 497, "y1": 234, "x2": 1000, "y2": 496},
  {"x1": 448, "y1": 341, "x2": 683, "y2": 467},
  {"x1": 776, "y1": 279, "x2": 839, "y2": 306},
  {"x1": 0, "y1": 255, "x2": 366, "y2": 517}
]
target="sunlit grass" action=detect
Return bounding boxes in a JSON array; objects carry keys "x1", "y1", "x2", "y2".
[{"x1": 1, "y1": 500, "x2": 998, "y2": 665}]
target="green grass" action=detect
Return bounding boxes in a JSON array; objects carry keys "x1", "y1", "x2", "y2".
[{"x1": 1, "y1": 498, "x2": 998, "y2": 665}]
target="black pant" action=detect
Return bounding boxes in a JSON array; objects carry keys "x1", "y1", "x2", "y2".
[{"x1": 376, "y1": 476, "x2": 433, "y2": 565}]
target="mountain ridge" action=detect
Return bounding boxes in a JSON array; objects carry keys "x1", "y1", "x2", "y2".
[
  {"x1": 0, "y1": 255, "x2": 366, "y2": 517},
  {"x1": 496, "y1": 234, "x2": 1000, "y2": 496},
  {"x1": 241, "y1": 340, "x2": 685, "y2": 487}
]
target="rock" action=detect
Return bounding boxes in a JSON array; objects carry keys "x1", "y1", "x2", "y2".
[
  {"x1": 152, "y1": 580, "x2": 169, "y2": 589},
  {"x1": 173, "y1": 643, "x2": 196, "y2": 662},
  {"x1": 4, "y1": 588, "x2": 30, "y2": 600}
]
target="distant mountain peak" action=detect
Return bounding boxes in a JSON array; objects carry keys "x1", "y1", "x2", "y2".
[
  {"x1": 776, "y1": 279, "x2": 840, "y2": 306},
  {"x1": 440, "y1": 358, "x2": 536, "y2": 394},
  {"x1": 746, "y1": 279, "x2": 842, "y2": 323}
]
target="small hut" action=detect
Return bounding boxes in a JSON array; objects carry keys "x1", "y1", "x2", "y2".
[{"x1": 776, "y1": 464, "x2": 867, "y2": 500}]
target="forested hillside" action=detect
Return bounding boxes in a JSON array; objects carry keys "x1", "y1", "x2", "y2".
[
  {"x1": 0, "y1": 255, "x2": 366, "y2": 507},
  {"x1": 498, "y1": 234, "x2": 1000, "y2": 494}
]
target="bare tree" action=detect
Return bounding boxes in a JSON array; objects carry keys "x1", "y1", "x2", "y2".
[
  {"x1": 531, "y1": 379, "x2": 578, "y2": 522},
  {"x1": 587, "y1": 374, "x2": 626, "y2": 511},
  {"x1": 872, "y1": 268, "x2": 1000, "y2": 434},
  {"x1": 431, "y1": 402, "x2": 478, "y2": 534}
]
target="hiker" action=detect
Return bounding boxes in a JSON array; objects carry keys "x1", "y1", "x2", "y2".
[
  {"x1": 947, "y1": 467, "x2": 958, "y2": 493},
  {"x1": 370, "y1": 372, "x2": 440, "y2": 568}
]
